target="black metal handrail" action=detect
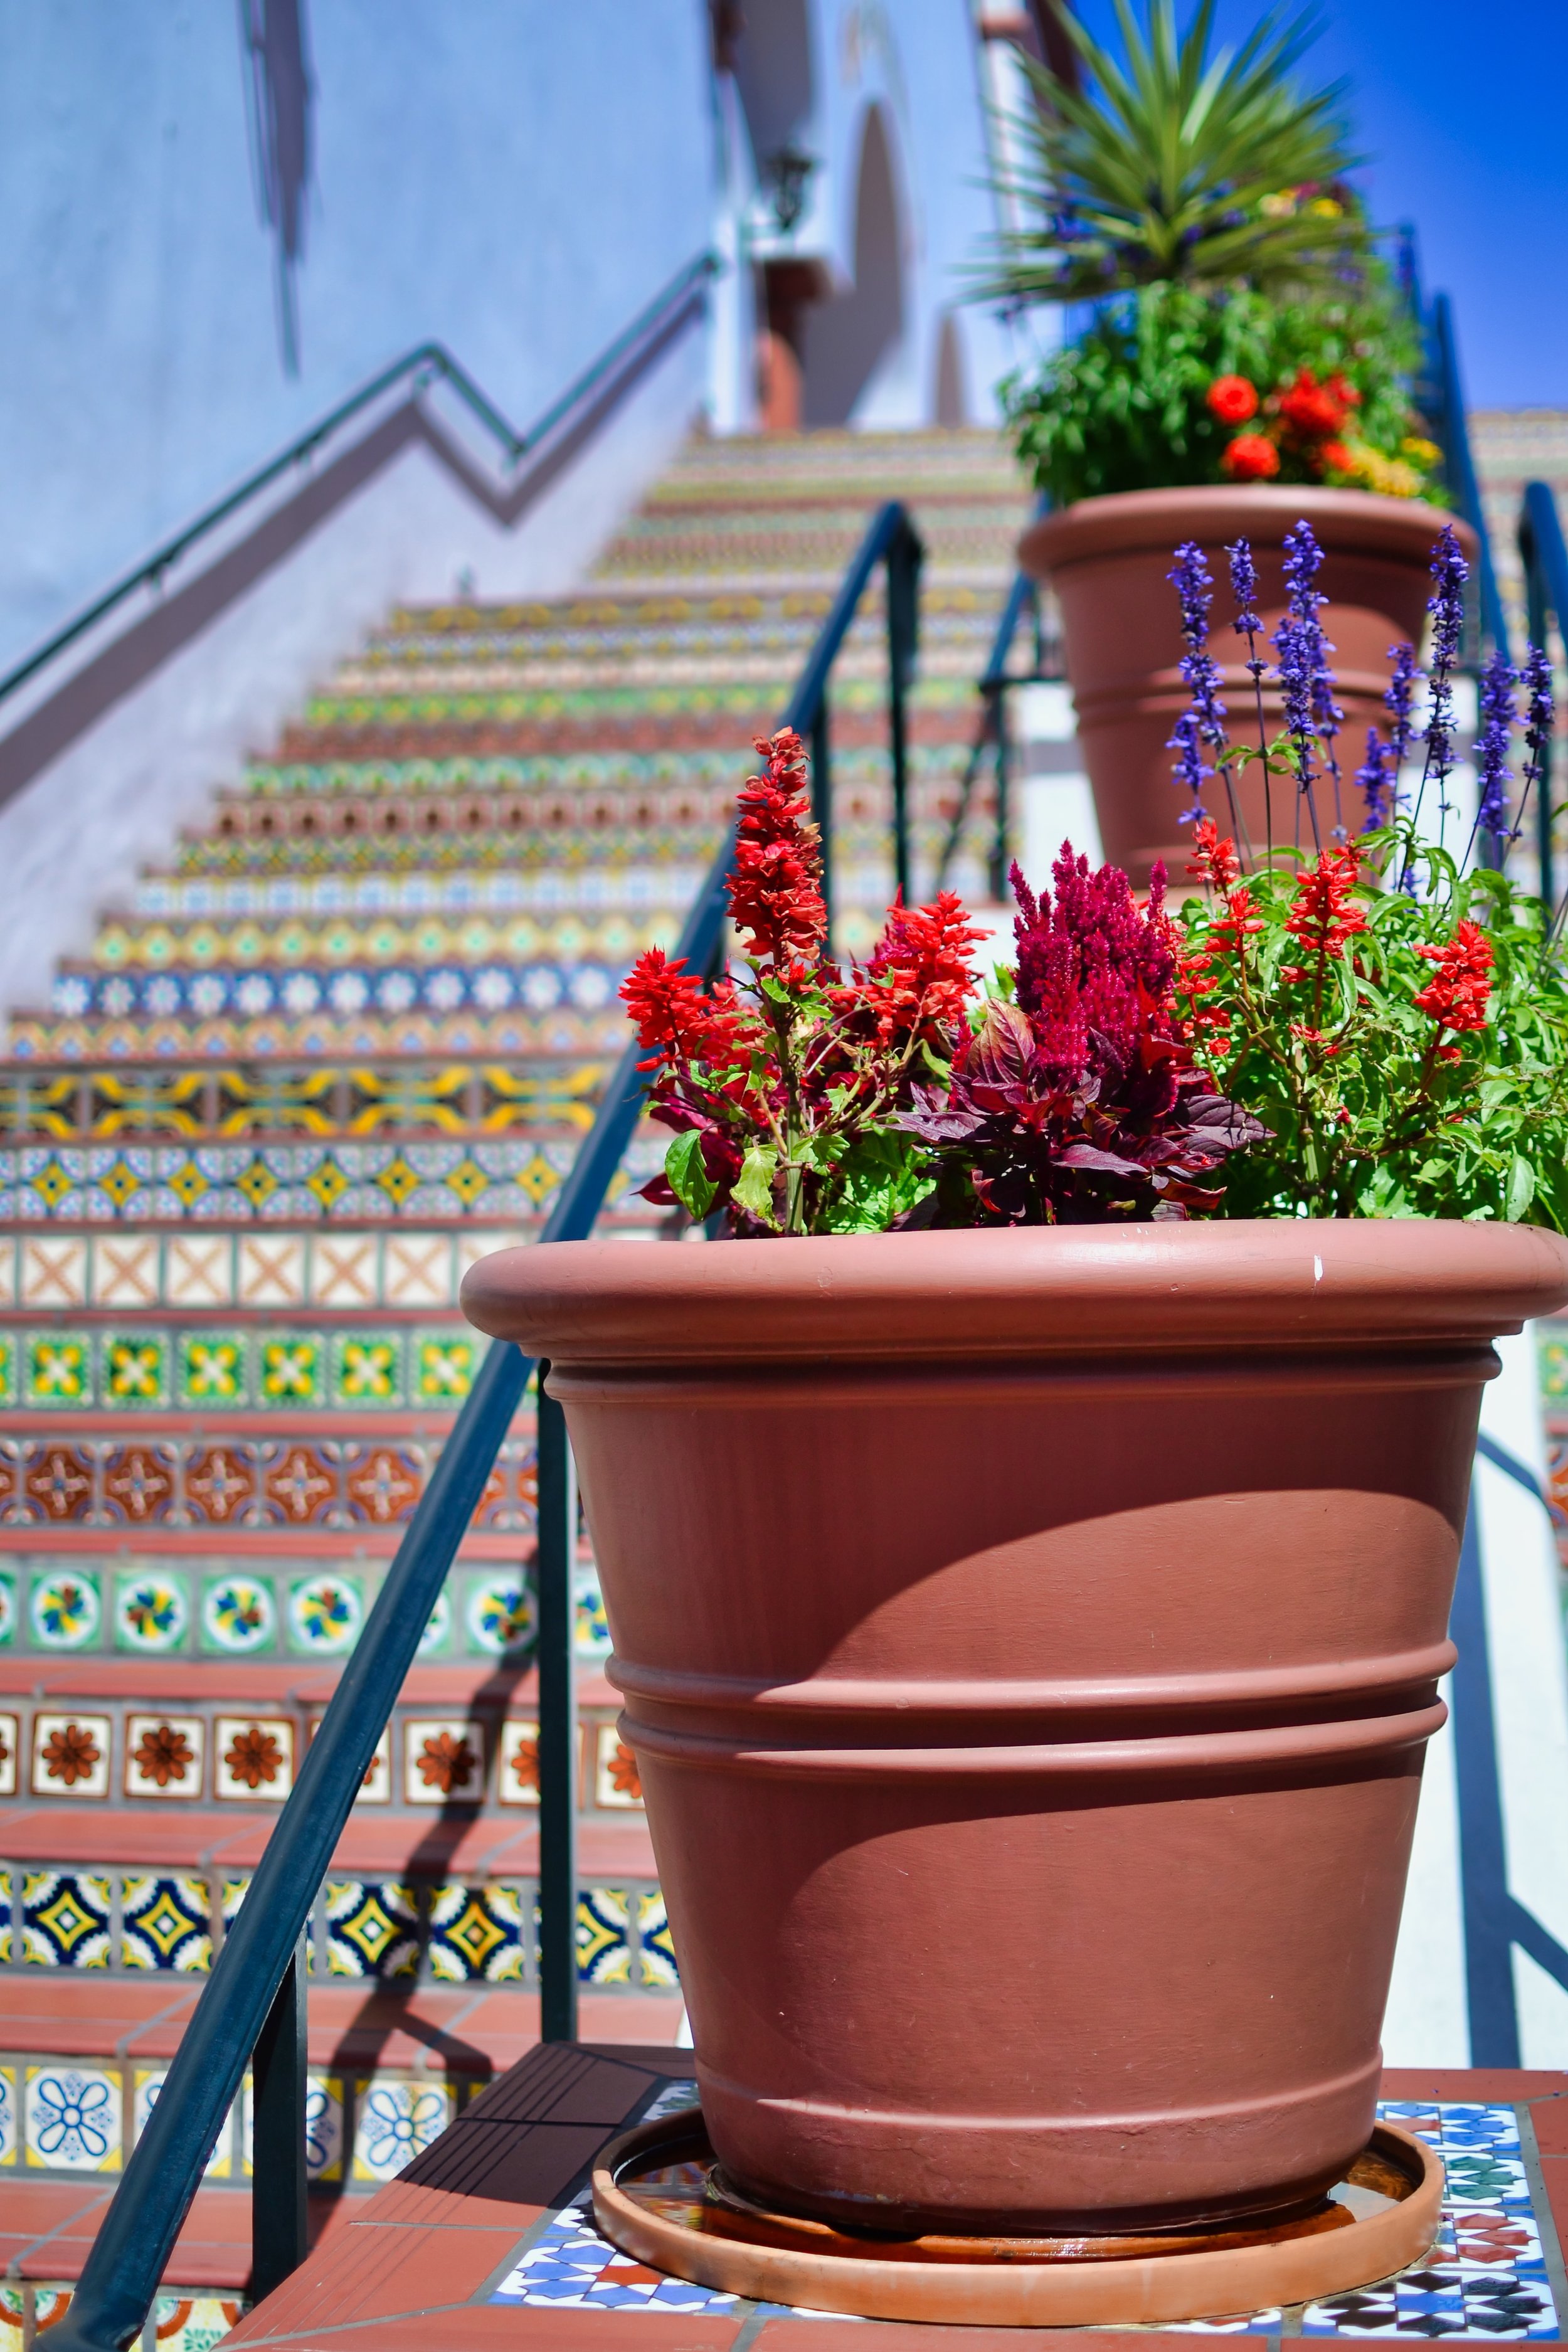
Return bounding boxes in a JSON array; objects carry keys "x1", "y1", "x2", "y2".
[
  {"x1": 0, "y1": 250, "x2": 718, "y2": 711},
  {"x1": 50, "y1": 495, "x2": 924, "y2": 2352},
  {"x1": 1518, "y1": 480, "x2": 1567, "y2": 906}
]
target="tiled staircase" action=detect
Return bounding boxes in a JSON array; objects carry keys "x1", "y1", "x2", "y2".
[{"x1": 0, "y1": 425, "x2": 1032, "y2": 2341}]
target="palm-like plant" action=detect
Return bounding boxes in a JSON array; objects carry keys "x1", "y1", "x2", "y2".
[{"x1": 978, "y1": 0, "x2": 1370, "y2": 306}]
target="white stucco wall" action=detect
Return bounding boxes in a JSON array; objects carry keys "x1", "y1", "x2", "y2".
[{"x1": 0, "y1": 0, "x2": 714, "y2": 675}]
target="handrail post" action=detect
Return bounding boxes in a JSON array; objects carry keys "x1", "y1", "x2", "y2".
[
  {"x1": 886, "y1": 517, "x2": 922, "y2": 907},
  {"x1": 988, "y1": 683, "x2": 1012, "y2": 903},
  {"x1": 536, "y1": 1372, "x2": 578, "y2": 2042},
  {"x1": 811, "y1": 699, "x2": 834, "y2": 950},
  {"x1": 251, "y1": 1939, "x2": 309, "y2": 2302},
  {"x1": 1520, "y1": 504, "x2": 1555, "y2": 908}
]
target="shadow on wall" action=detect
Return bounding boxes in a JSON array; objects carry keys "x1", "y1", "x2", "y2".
[{"x1": 802, "y1": 105, "x2": 904, "y2": 427}]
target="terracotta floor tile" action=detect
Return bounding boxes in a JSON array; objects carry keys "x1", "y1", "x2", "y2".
[
  {"x1": 241, "y1": 2217, "x2": 526, "y2": 2331},
  {"x1": 1527, "y1": 2088, "x2": 1568, "y2": 2153},
  {"x1": 229, "y1": 2308, "x2": 738, "y2": 2349},
  {"x1": 0, "y1": 1806, "x2": 277, "y2": 1866},
  {"x1": 1540, "y1": 2154, "x2": 1568, "y2": 2247},
  {"x1": 0, "y1": 1978, "x2": 198, "y2": 2054},
  {"x1": 1380, "y1": 2066, "x2": 1568, "y2": 2100}
]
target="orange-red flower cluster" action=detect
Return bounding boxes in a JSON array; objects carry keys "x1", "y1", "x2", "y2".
[
  {"x1": 1210, "y1": 366, "x2": 1362, "y2": 486},
  {"x1": 726, "y1": 728, "x2": 827, "y2": 976},
  {"x1": 1207, "y1": 374, "x2": 1259, "y2": 426},
  {"x1": 1414, "y1": 919, "x2": 1494, "y2": 1059}
]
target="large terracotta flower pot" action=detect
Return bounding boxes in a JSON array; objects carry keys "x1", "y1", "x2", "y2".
[
  {"x1": 462, "y1": 1219, "x2": 1568, "y2": 2236},
  {"x1": 1017, "y1": 487, "x2": 1478, "y2": 883}
]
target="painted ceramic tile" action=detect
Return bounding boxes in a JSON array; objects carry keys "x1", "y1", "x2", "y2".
[
  {"x1": 258, "y1": 1333, "x2": 321, "y2": 1404},
  {"x1": 20, "y1": 1236, "x2": 86, "y2": 1308},
  {"x1": 146, "y1": 2296, "x2": 245, "y2": 2352},
  {"x1": 411, "y1": 1330, "x2": 477, "y2": 1402},
  {"x1": 25, "y1": 1332, "x2": 88, "y2": 1408},
  {"x1": 178, "y1": 1331, "x2": 248, "y2": 1407},
  {"x1": 261, "y1": 1441, "x2": 339, "y2": 1527},
  {"x1": 166, "y1": 1235, "x2": 234, "y2": 1307},
  {"x1": 0, "y1": 2289, "x2": 23, "y2": 2352},
  {"x1": 465, "y1": 1572, "x2": 535, "y2": 1657},
  {"x1": 29, "y1": 1714, "x2": 111, "y2": 1799},
  {"x1": 24, "y1": 2065, "x2": 120, "y2": 2169},
  {"x1": 102, "y1": 1330, "x2": 171, "y2": 1407},
  {"x1": 21, "y1": 1443, "x2": 97, "y2": 1525},
  {"x1": 28, "y1": 1567, "x2": 100, "y2": 1649},
  {"x1": 238, "y1": 1235, "x2": 305, "y2": 1306},
  {"x1": 310, "y1": 1234, "x2": 378, "y2": 1306},
  {"x1": 185, "y1": 1443, "x2": 258, "y2": 1529},
  {"x1": 114, "y1": 1571, "x2": 190, "y2": 1654},
  {"x1": 416, "y1": 1586, "x2": 452, "y2": 1656},
  {"x1": 496, "y1": 1718, "x2": 540, "y2": 1808},
  {"x1": 125, "y1": 1714, "x2": 205, "y2": 1799},
  {"x1": 0, "y1": 1710, "x2": 18, "y2": 1797},
  {"x1": 637, "y1": 1892, "x2": 679, "y2": 1989},
  {"x1": 93, "y1": 1235, "x2": 159, "y2": 1308},
  {"x1": 332, "y1": 1330, "x2": 404, "y2": 1406},
  {"x1": 213, "y1": 1715, "x2": 295, "y2": 1801},
  {"x1": 29, "y1": 2294, "x2": 73, "y2": 2339},
  {"x1": 352, "y1": 1728, "x2": 392, "y2": 1804},
  {"x1": 1537, "y1": 1328, "x2": 1568, "y2": 1398},
  {"x1": 351, "y1": 2078, "x2": 451, "y2": 2182},
  {"x1": 594, "y1": 1724, "x2": 644, "y2": 1809},
  {"x1": 122, "y1": 1876, "x2": 213, "y2": 1971},
  {"x1": 384, "y1": 1232, "x2": 452, "y2": 1306},
  {"x1": 0, "y1": 2066, "x2": 16, "y2": 2165},
  {"x1": 101, "y1": 1441, "x2": 178, "y2": 1527},
  {"x1": 325, "y1": 1878, "x2": 421, "y2": 1978},
  {"x1": 576, "y1": 1887, "x2": 633, "y2": 1985},
  {"x1": 134, "y1": 2072, "x2": 231, "y2": 2178},
  {"x1": 404, "y1": 1717, "x2": 487, "y2": 1805},
  {"x1": 201, "y1": 1572, "x2": 276, "y2": 1653},
  {"x1": 575, "y1": 1568, "x2": 612, "y2": 1658},
  {"x1": 21, "y1": 1872, "x2": 112, "y2": 1966},
  {"x1": 0, "y1": 1572, "x2": 13, "y2": 1649},
  {"x1": 342, "y1": 1441, "x2": 423, "y2": 1524},
  {"x1": 428, "y1": 1882, "x2": 527, "y2": 1983},
  {"x1": 286, "y1": 1571, "x2": 362, "y2": 1654},
  {"x1": 236, "y1": 2072, "x2": 344, "y2": 2182}
]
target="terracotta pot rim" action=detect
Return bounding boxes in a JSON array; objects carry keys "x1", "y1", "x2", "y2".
[
  {"x1": 460, "y1": 1218, "x2": 1568, "y2": 1366},
  {"x1": 1020, "y1": 483, "x2": 1476, "y2": 578}
]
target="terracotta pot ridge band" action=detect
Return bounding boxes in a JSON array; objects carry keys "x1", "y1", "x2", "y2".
[
  {"x1": 623, "y1": 1697, "x2": 1446, "y2": 1779},
  {"x1": 548, "y1": 1346, "x2": 1496, "y2": 1397},
  {"x1": 609, "y1": 1641, "x2": 1459, "y2": 1718},
  {"x1": 695, "y1": 2053, "x2": 1384, "y2": 2141}
]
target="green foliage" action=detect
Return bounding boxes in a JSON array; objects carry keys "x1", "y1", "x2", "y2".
[
  {"x1": 975, "y1": 0, "x2": 1368, "y2": 308},
  {"x1": 1002, "y1": 278, "x2": 1431, "y2": 507},
  {"x1": 1180, "y1": 830, "x2": 1568, "y2": 1230}
]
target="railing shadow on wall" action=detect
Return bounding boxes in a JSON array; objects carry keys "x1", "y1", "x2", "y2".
[
  {"x1": 48, "y1": 492, "x2": 926, "y2": 2352},
  {"x1": 0, "y1": 251, "x2": 718, "y2": 822}
]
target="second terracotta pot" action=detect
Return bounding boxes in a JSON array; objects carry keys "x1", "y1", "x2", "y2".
[
  {"x1": 1019, "y1": 486, "x2": 1477, "y2": 884},
  {"x1": 462, "y1": 1220, "x2": 1568, "y2": 2238}
]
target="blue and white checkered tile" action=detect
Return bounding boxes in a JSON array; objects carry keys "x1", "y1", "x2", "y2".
[
  {"x1": 489, "y1": 2189, "x2": 741, "y2": 2313},
  {"x1": 1302, "y1": 2102, "x2": 1559, "y2": 2338}
]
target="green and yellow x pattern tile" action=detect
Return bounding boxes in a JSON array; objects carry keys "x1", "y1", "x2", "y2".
[{"x1": 3, "y1": 1325, "x2": 480, "y2": 1412}]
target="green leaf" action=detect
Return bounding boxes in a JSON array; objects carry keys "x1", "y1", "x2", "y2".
[
  {"x1": 1506, "y1": 1152, "x2": 1537, "y2": 1223},
  {"x1": 733, "y1": 1145, "x2": 779, "y2": 1222},
  {"x1": 664, "y1": 1130, "x2": 717, "y2": 1222}
]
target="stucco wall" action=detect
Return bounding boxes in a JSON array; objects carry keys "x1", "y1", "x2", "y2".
[{"x1": 0, "y1": 0, "x2": 714, "y2": 674}]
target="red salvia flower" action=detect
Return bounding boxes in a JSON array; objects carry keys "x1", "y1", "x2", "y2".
[
  {"x1": 620, "y1": 949, "x2": 753, "y2": 1069},
  {"x1": 726, "y1": 728, "x2": 827, "y2": 974},
  {"x1": 1284, "y1": 844, "x2": 1367, "y2": 975},
  {"x1": 1414, "y1": 919, "x2": 1494, "y2": 1059},
  {"x1": 1187, "y1": 817, "x2": 1241, "y2": 893},
  {"x1": 833, "y1": 889, "x2": 987, "y2": 1049}
]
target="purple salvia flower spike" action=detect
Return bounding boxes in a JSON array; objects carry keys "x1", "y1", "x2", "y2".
[
  {"x1": 1382, "y1": 642, "x2": 1419, "y2": 808},
  {"x1": 1401, "y1": 526, "x2": 1471, "y2": 882},
  {"x1": 1355, "y1": 726, "x2": 1391, "y2": 832},
  {"x1": 1471, "y1": 647, "x2": 1517, "y2": 850},
  {"x1": 1166, "y1": 709, "x2": 1210, "y2": 825},
  {"x1": 1512, "y1": 642, "x2": 1554, "y2": 847}
]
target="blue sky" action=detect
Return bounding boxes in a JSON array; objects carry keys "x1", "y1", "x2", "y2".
[{"x1": 1069, "y1": 0, "x2": 1568, "y2": 407}]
